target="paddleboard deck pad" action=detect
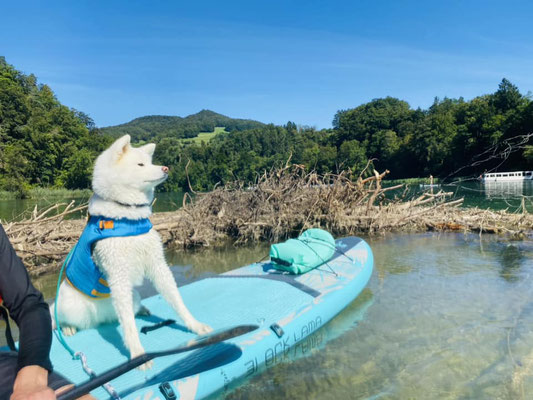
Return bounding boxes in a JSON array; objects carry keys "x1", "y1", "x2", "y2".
[{"x1": 50, "y1": 236, "x2": 373, "y2": 399}]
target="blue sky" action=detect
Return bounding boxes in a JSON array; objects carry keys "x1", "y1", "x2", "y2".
[{"x1": 2, "y1": 1, "x2": 533, "y2": 128}]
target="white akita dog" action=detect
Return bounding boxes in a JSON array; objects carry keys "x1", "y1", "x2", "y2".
[{"x1": 51, "y1": 134, "x2": 212, "y2": 369}]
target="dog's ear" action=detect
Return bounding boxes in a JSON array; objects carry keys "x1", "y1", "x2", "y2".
[
  {"x1": 111, "y1": 135, "x2": 131, "y2": 162},
  {"x1": 138, "y1": 143, "x2": 156, "y2": 156}
]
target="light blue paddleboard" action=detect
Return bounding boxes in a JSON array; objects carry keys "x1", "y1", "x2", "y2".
[{"x1": 50, "y1": 236, "x2": 373, "y2": 399}]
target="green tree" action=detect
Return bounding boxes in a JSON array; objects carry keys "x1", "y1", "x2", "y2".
[
  {"x1": 337, "y1": 140, "x2": 367, "y2": 173},
  {"x1": 57, "y1": 149, "x2": 94, "y2": 189},
  {"x1": 0, "y1": 143, "x2": 31, "y2": 197}
]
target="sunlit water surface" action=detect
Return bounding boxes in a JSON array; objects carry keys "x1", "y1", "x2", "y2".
[
  {"x1": 222, "y1": 233, "x2": 533, "y2": 400},
  {"x1": 23, "y1": 233, "x2": 533, "y2": 399}
]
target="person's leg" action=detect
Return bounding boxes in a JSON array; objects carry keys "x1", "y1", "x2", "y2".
[
  {"x1": 0, "y1": 352, "x2": 19, "y2": 400},
  {"x1": 47, "y1": 369, "x2": 71, "y2": 392}
]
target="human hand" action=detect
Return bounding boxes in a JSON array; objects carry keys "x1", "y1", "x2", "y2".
[
  {"x1": 10, "y1": 385, "x2": 56, "y2": 400},
  {"x1": 10, "y1": 365, "x2": 55, "y2": 400}
]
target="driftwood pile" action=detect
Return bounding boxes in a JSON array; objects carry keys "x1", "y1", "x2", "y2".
[
  {"x1": 3, "y1": 166, "x2": 532, "y2": 277},
  {"x1": 3, "y1": 201, "x2": 89, "y2": 276}
]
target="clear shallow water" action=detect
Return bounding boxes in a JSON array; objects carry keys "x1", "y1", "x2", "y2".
[
  {"x1": 224, "y1": 233, "x2": 533, "y2": 400},
  {"x1": 24, "y1": 233, "x2": 533, "y2": 399}
]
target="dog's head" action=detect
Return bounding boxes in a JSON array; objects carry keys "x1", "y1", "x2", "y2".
[{"x1": 92, "y1": 135, "x2": 168, "y2": 204}]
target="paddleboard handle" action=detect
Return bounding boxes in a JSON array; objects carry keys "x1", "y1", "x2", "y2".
[
  {"x1": 159, "y1": 382, "x2": 177, "y2": 400},
  {"x1": 141, "y1": 319, "x2": 175, "y2": 334},
  {"x1": 270, "y1": 323, "x2": 285, "y2": 338}
]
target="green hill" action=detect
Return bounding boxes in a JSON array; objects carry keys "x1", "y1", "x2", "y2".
[{"x1": 100, "y1": 110, "x2": 265, "y2": 142}]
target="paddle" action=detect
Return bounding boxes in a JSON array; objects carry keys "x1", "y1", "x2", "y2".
[{"x1": 57, "y1": 324, "x2": 258, "y2": 400}]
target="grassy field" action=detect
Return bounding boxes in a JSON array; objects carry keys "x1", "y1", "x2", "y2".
[
  {"x1": 180, "y1": 126, "x2": 228, "y2": 144},
  {"x1": 385, "y1": 176, "x2": 441, "y2": 185},
  {"x1": 0, "y1": 188, "x2": 92, "y2": 200}
]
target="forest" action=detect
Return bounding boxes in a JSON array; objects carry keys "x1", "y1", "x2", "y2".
[{"x1": 1, "y1": 57, "x2": 532, "y2": 195}]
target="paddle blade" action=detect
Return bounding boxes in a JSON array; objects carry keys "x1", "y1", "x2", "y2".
[
  {"x1": 57, "y1": 324, "x2": 259, "y2": 400},
  {"x1": 158, "y1": 324, "x2": 259, "y2": 357}
]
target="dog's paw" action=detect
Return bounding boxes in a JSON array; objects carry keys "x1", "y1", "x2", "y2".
[
  {"x1": 136, "y1": 360, "x2": 154, "y2": 371},
  {"x1": 62, "y1": 326, "x2": 78, "y2": 336},
  {"x1": 136, "y1": 305, "x2": 151, "y2": 317},
  {"x1": 188, "y1": 320, "x2": 213, "y2": 336}
]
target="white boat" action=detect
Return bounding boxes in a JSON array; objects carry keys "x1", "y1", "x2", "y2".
[{"x1": 482, "y1": 171, "x2": 533, "y2": 182}]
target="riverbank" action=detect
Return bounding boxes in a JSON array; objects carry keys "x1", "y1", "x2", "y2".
[
  {"x1": 0, "y1": 187, "x2": 92, "y2": 200},
  {"x1": 4, "y1": 167, "x2": 532, "y2": 277}
]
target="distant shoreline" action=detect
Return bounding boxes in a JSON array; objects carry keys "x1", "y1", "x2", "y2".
[
  {"x1": 0, "y1": 176, "x2": 446, "y2": 199},
  {"x1": 0, "y1": 188, "x2": 92, "y2": 200}
]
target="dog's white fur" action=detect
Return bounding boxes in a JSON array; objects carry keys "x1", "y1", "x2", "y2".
[{"x1": 51, "y1": 135, "x2": 212, "y2": 369}]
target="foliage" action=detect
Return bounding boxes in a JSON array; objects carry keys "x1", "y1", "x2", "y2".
[
  {"x1": 1, "y1": 56, "x2": 532, "y2": 195},
  {"x1": 155, "y1": 80, "x2": 533, "y2": 191},
  {"x1": 333, "y1": 80, "x2": 532, "y2": 179},
  {"x1": 0, "y1": 57, "x2": 112, "y2": 196}
]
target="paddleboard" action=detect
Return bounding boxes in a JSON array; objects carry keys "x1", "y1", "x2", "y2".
[{"x1": 50, "y1": 236, "x2": 373, "y2": 399}]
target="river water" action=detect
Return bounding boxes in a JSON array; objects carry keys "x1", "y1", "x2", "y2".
[
  {"x1": 223, "y1": 234, "x2": 533, "y2": 400},
  {"x1": 389, "y1": 180, "x2": 533, "y2": 212},
  {"x1": 24, "y1": 233, "x2": 533, "y2": 399},
  {"x1": 2, "y1": 183, "x2": 533, "y2": 399},
  {"x1": 0, "y1": 192, "x2": 187, "y2": 221},
  {"x1": 0, "y1": 180, "x2": 532, "y2": 221}
]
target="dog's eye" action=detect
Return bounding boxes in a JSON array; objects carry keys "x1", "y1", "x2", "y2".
[{"x1": 138, "y1": 163, "x2": 144, "y2": 167}]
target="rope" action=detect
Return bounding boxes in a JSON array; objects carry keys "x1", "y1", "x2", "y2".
[
  {"x1": 53, "y1": 245, "x2": 78, "y2": 359},
  {"x1": 54, "y1": 244, "x2": 121, "y2": 399},
  {"x1": 297, "y1": 238, "x2": 338, "y2": 276},
  {"x1": 329, "y1": 242, "x2": 357, "y2": 264},
  {"x1": 77, "y1": 352, "x2": 121, "y2": 399},
  {"x1": 254, "y1": 253, "x2": 270, "y2": 264},
  {"x1": 301, "y1": 234, "x2": 359, "y2": 269},
  {"x1": 299, "y1": 235, "x2": 356, "y2": 264},
  {"x1": 262, "y1": 235, "x2": 358, "y2": 276}
]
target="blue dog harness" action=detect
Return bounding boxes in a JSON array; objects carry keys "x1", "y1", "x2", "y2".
[{"x1": 65, "y1": 216, "x2": 153, "y2": 298}]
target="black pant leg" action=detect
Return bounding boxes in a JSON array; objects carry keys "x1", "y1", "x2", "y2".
[
  {"x1": 0, "y1": 352, "x2": 18, "y2": 400},
  {"x1": 0, "y1": 352, "x2": 71, "y2": 400}
]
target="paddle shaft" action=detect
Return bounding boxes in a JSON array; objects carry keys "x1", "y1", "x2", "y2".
[
  {"x1": 57, "y1": 324, "x2": 258, "y2": 400},
  {"x1": 58, "y1": 353, "x2": 152, "y2": 400}
]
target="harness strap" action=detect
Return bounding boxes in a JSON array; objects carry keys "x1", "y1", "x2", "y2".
[
  {"x1": 54, "y1": 247, "x2": 121, "y2": 399},
  {"x1": 0, "y1": 305, "x2": 17, "y2": 352},
  {"x1": 113, "y1": 200, "x2": 151, "y2": 208}
]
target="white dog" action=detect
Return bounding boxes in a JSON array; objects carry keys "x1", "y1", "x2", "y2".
[{"x1": 51, "y1": 134, "x2": 212, "y2": 369}]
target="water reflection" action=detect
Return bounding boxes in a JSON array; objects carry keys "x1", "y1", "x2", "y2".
[
  {"x1": 217, "y1": 233, "x2": 533, "y2": 399},
  {"x1": 484, "y1": 181, "x2": 529, "y2": 199},
  {"x1": 21, "y1": 233, "x2": 533, "y2": 399},
  {"x1": 225, "y1": 289, "x2": 375, "y2": 400},
  {"x1": 498, "y1": 244, "x2": 525, "y2": 283},
  {"x1": 385, "y1": 181, "x2": 533, "y2": 212}
]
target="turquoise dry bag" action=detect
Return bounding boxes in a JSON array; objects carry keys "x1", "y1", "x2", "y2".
[{"x1": 269, "y1": 228, "x2": 336, "y2": 274}]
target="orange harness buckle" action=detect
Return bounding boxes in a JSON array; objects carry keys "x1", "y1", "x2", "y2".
[{"x1": 99, "y1": 220, "x2": 115, "y2": 230}]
